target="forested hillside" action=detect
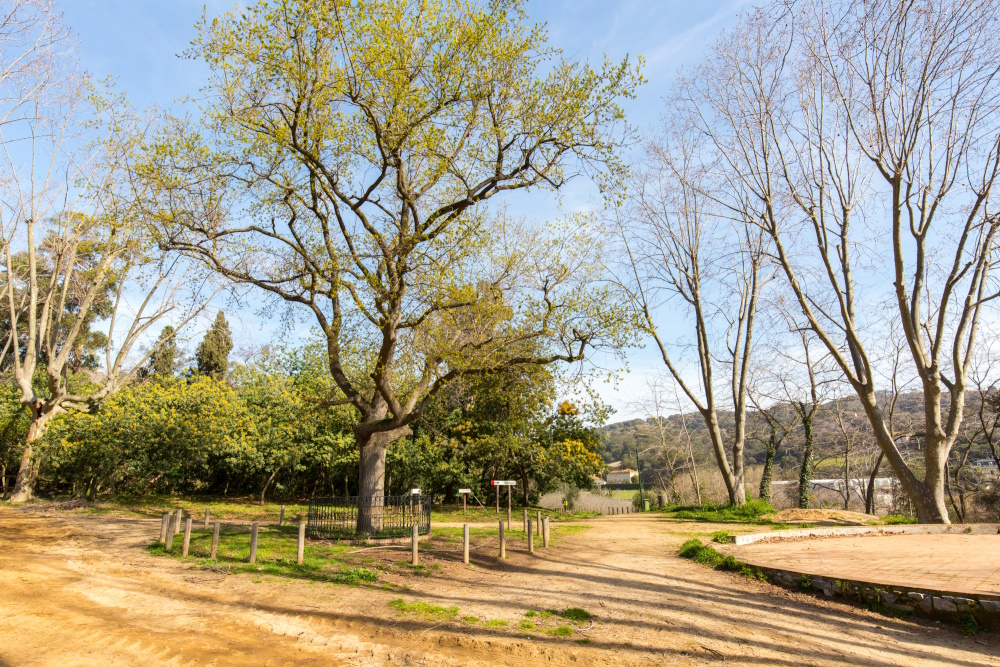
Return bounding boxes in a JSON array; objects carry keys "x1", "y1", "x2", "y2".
[{"x1": 600, "y1": 391, "x2": 999, "y2": 516}]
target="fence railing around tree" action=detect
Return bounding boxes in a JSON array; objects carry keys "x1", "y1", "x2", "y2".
[{"x1": 307, "y1": 494, "x2": 431, "y2": 540}]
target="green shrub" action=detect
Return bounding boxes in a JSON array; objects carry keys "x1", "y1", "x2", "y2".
[
  {"x1": 678, "y1": 538, "x2": 769, "y2": 581},
  {"x1": 711, "y1": 530, "x2": 733, "y2": 544},
  {"x1": 519, "y1": 620, "x2": 536, "y2": 630}
]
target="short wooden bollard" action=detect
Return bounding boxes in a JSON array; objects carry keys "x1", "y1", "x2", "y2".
[
  {"x1": 297, "y1": 520, "x2": 306, "y2": 565},
  {"x1": 462, "y1": 524, "x2": 469, "y2": 565},
  {"x1": 411, "y1": 524, "x2": 419, "y2": 565},
  {"x1": 165, "y1": 515, "x2": 176, "y2": 551},
  {"x1": 523, "y1": 508, "x2": 527, "y2": 532},
  {"x1": 543, "y1": 517, "x2": 550, "y2": 548},
  {"x1": 536, "y1": 511, "x2": 541, "y2": 535},
  {"x1": 506, "y1": 505, "x2": 511, "y2": 530},
  {"x1": 249, "y1": 522, "x2": 259, "y2": 564},
  {"x1": 279, "y1": 505, "x2": 285, "y2": 526},
  {"x1": 159, "y1": 513, "x2": 169, "y2": 543},
  {"x1": 527, "y1": 520, "x2": 534, "y2": 554},
  {"x1": 182, "y1": 517, "x2": 193, "y2": 557},
  {"x1": 211, "y1": 522, "x2": 220, "y2": 559},
  {"x1": 175, "y1": 508, "x2": 183, "y2": 534},
  {"x1": 204, "y1": 508, "x2": 210, "y2": 530},
  {"x1": 499, "y1": 521, "x2": 506, "y2": 559}
]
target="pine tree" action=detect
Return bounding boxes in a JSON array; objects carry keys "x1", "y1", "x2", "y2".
[
  {"x1": 196, "y1": 312, "x2": 232, "y2": 379},
  {"x1": 149, "y1": 325, "x2": 177, "y2": 377}
]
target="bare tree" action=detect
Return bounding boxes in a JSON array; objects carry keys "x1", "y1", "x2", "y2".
[
  {"x1": 668, "y1": 0, "x2": 1000, "y2": 522},
  {"x1": 0, "y1": 5, "x2": 211, "y2": 501},
  {"x1": 747, "y1": 388, "x2": 796, "y2": 506},
  {"x1": 612, "y1": 126, "x2": 772, "y2": 507}
]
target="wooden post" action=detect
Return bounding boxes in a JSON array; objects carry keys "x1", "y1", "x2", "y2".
[
  {"x1": 159, "y1": 513, "x2": 169, "y2": 543},
  {"x1": 211, "y1": 522, "x2": 220, "y2": 560},
  {"x1": 496, "y1": 486, "x2": 499, "y2": 514},
  {"x1": 175, "y1": 508, "x2": 183, "y2": 535},
  {"x1": 499, "y1": 520, "x2": 505, "y2": 559},
  {"x1": 249, "y1": 522, "x2": 259, "y2": 564},
  {"x1": 543, "y1": 517, "x2": 549, "y2": 548},
  {"x1": 279, "y1": 505, "x2": 285, "y2": 526},
  {"x1": 297, "y1": 520, "x2": 306, "y2": 565},
  {"x1": 536, "y1": 510, "x2": 541, "y2": 535},
  {"x1": 182, "y1": 517, "x2": 192, "y2": 557},
  {"x1": 165, "y1": 515, "x2": 175, "y2": 551},
  {"x1": 463, "y1": 524, "x2": 469, "y2": 565},
  {"x1": 411, "y1": 524, "x2": 419, "y2": 565},
  {"x1": 507, "y1": 487, "x2": 512, "y2": 528},
  {"x1": 522, "y1": 508, "x2": 527, "y2": 532},
  {"x1": 527, "y1": 520, "x2": 534, "y2": 554},
  {"x1": 463, "y1": 494, "x2": 466, "y2": 514},
  {"x1": 204, "y1": 508, "x2": 210, "y2": 530}
]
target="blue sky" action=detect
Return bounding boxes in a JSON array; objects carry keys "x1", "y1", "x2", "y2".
[{"x1": 62, "y1": 0, "x2": 749, "y2": 420}]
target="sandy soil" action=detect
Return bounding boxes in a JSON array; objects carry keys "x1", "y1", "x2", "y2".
[{"x1": 0, "y1": 507, "x2": 996, "y2": 666}]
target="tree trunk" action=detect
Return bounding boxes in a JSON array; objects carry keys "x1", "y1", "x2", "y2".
[
  {"x1": 356, "y1": 426, "x2": 411, "y2": 534},
  {"x1": 10, "y1": 414, "x2": 52, "y2": 503},
  {"x1": 759, "y1": 432, "x2": 775, "y2": 504},
  {"x1": 798, "y1": 413, "x2": 813, "y2": 510},
  {"x1": 704, "y1": 411, "x2": 744, "y2": 506},
  {"x1": 865, "y1": 452, "x2": 884, "y2": 515},
  {"x1": 260, "y1": 466, "x2": 281, "y2": 506}
]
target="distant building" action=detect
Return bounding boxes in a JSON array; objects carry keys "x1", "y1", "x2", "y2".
[
  {"x1": 606, "y1": 469, "x2": 637, "y2": 484},
  {"x1": 971, "y1": 459, "x2": 999, "y2": 479}
]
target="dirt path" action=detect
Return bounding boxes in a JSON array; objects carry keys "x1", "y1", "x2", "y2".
[{"x1": 0, "y1": 508, "x2": 996, "y2": 666}]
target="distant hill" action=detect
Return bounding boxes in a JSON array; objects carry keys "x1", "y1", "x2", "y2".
[{"x1": 597, "y1": 391, "x2": 991, "y2": 494}]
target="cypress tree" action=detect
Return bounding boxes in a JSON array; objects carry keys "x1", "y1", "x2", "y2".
[
  {"x1": 149, "y1": 325, "x2": 178, "y2": 377},
  {"x1": 196, "y1": 311, "x2": 232, "y2": 379}
]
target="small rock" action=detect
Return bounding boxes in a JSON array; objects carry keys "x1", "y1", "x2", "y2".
[{"x1": 933, "y1": 597, "x2": 958, "y2": 613}]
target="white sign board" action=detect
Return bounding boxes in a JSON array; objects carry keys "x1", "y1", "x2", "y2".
[
  {"x1": 458, "y1": 488, "x2": 472, "y2": 494},
  {"x1": 410, "y1": 488, "x2": 421, "y2": 495},
  {"x1": 491, "y1": 480, "x2": 516, "y2": 486}
]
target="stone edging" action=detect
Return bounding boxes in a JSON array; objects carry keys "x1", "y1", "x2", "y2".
[
  {"x1": 732, "y1": 523, "x2": 1000, "y2": 546},
  {"x1": 762, "y1": 569, "x2": 1000, "y2": 629}
]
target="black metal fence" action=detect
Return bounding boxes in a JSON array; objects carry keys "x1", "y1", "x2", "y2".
[{"x1": 307, "y1": 494, "x2": 431, "y2": 540}]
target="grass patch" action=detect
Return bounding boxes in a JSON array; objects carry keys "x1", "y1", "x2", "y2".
[
  {"x1": 661, "y1": 499, "x2": 777, "y2": 525},
  {"x1": 561, "y1": 607, "x2": 593, "y2": 622},
  {"x1": 678, "y1": 538, "x2": 769, "y2": 581},
  {"x1": 146, "y1": 524, "x2": 379, "y2": 585},
  {"x1": 524, "y1": 610, "x2": 537, "y2": 618},
  {"x1": 388, "y1": 598, "x2": 458, "y2": 620},
  {"x1": 883, "y1": 514, "x2": 917, "y2": 525},
  {"x1": 484, "y1": 619, "x2": 508, "y2": 629},
  {"x1": 710, "y1": 530, "x2": 733, "y2": 544},
  {"x1": 519, "y1": 620, "x2": 536, "y2": 630},
  {"x1": 461, "y1": 615, "x2": 479, "y2": 624},
  {"x1": 547, "y1": 625, "x2": 574, "y2": 637},
  {"x1": 575, "y1": 638, "x2": 591, "y2": 645}
]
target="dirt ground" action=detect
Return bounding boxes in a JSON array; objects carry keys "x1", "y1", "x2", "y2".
[{"x1": 0, "y1": 507, "x2": 997, "y2": 666}]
